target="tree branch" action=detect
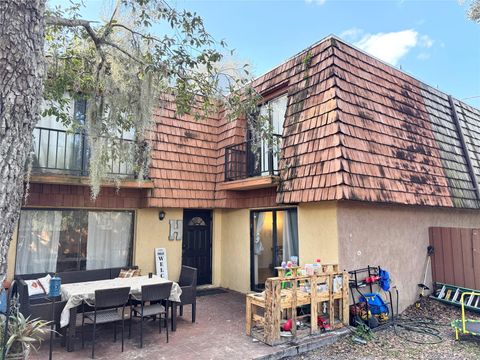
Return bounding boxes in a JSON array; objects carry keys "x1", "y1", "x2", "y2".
[{"x1": 46, "y1": 16, "x2": 100, "y2": 45}]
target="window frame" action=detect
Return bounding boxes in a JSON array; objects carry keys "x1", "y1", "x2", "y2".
[
  {"x1": 14, "y1": 207, "x2": 135, "y2": 275},
  {"x1": 249, "y1": 206, "x2": 298, "y2": 291}
]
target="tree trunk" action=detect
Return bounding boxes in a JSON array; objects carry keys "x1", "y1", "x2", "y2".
[{"x1": 0, "y1": 0, "x2": 45, "y2": 280}]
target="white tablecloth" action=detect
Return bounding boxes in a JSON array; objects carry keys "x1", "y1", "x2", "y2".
[{"x1": 60, "y1": 275, "x2": 182, "y2": 327}]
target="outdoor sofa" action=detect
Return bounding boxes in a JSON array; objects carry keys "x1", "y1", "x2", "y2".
[{"x1": 14, "y1": 266, "x2": 139, "y2": 324}]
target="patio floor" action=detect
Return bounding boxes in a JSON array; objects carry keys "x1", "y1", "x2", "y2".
[{"x1": 31, "y1": 289, "x2": 278, "y2": 360}]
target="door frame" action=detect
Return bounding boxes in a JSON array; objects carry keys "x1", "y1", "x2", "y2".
[
  {"x1": 182, "y1": 209, "x2": 213, "y2": 285},
  {"x1": 249, "y1": 207, "x2": 298, "y2": 291}
]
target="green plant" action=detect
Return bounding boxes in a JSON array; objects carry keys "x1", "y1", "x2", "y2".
[
  {"x1": 0, "y1": 312, "x2": 51, "y2": 356},
  {"x1": 352, "y1": 321, "x2": 374, "y2": 342}
]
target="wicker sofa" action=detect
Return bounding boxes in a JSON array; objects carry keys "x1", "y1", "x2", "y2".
[{"x1": 14, "y1": 266, "x2": 139, "y2": 324}]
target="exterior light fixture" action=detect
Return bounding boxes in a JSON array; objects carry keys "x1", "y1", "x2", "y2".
[{"x1": 159, "y1": 210, "x2": 166, "y2": 221}]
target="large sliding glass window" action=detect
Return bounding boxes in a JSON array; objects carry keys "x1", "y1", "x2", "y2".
[
  {"x1": 15, "y1": 209, "x2": 134, "y2": 275},
  {"x1": 251, "y1": 208, "x2": 298, "y2": 291}
]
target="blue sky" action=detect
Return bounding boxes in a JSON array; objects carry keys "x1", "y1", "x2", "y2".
[{"x1": 51, "y1": 0, "x2": 480, "y2": 107}]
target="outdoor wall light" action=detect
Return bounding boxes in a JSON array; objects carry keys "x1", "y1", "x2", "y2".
[{"x1": 159, "y1": 210, "x2": 166, "y2": 221}]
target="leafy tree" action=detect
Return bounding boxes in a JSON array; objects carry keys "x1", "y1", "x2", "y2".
[
  {"x1": 467, "y1": 0, "x2": 480, "y2": 22},
  {"x1": 0, "y1": 0, "x2": 262, "y2": 282}
]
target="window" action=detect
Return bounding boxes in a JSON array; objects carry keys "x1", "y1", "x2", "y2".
[
  {"x1": 188, "y1": 217, "x2": 207, "y2": 226},
  {"x1": 15, "y1": 209, "x2": 134, "y2": 275},
  {"x1": 256, "y1": 94, "x2": 288, "y2": 175},
  {"x1": 258, "y1": 94, "x2": 288, "y2": 136},
  {"x1": 34, "y1": 99, "x2": 86, "y2": 172},
  {"x1": 251, "y1": 208, "x2": 298, "y2": 291}
]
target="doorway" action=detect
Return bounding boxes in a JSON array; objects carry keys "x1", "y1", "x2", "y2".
[
  {"x1": 250, "y1": 208, "x2": 298, "y2": 291},
  {"x1": 182, "y1": 210, "x2": 212, "y2": 285}
]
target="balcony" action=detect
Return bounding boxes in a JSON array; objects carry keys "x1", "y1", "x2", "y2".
[
  {"x1": 29, "y1": 127, "x2": 153, "y2": 189},
  {"x1": 220, "y1": 135, "x2": 281, "y2": 191}
]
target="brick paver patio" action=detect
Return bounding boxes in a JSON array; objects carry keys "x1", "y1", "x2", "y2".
[{"x1": 31, "y1": 290, "x2": 277, "y2": 360}]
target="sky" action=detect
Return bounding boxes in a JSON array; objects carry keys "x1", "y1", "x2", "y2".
[{"x1": 50, "y1": 0, "x2": 480, "y2": 107}]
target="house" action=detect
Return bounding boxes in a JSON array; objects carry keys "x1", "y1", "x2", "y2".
[{"x1": 8, "y1": 35, "x2": 480, "y2": 312}]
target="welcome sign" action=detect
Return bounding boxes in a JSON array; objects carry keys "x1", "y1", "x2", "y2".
[{"x1": 155, "y1": 248, "x2": 168, "y2": 279}]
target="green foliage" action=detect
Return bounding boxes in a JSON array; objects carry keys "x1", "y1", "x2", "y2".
[
  {"x1": 352, "y1": 321, "x2": 374, "y2": 342},
  {"x1": 467, "y1": 0, "x2": 480, "y2": 22},
  {"x1": 44, "y1": 0, "x2": 262, "y2": 198},
  {"x1": 0, "y1": 311, "x2": 51, "y2": 356}
]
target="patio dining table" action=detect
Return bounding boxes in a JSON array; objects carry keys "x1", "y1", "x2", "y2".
[{"x1": 60, "y1": 275, "x2": 182, "y2": 352}]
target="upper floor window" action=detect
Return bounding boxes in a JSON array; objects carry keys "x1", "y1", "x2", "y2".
[
  {"x1": 258, "y1": 93, "x2": 288, "y2": 136},
  {"x1": 33, "y1": 98, "x2": 135, "y2": 176}
]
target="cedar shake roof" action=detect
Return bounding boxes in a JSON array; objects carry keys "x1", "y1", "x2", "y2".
[{"x1": 147, "y1": 36, "x2": 480, "y2": 210}]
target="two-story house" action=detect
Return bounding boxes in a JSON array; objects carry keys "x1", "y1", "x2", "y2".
[{"x1": 8, "y1": 36, "x2": 480, "y2": 311}]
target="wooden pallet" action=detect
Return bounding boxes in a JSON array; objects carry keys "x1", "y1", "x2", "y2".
[{"x1": 246, "y1": 270, "x2": 349, "y2": 346}]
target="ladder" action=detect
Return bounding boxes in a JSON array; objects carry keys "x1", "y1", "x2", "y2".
[{"x1": 431, "y1": 283, "x2": 480, "y2": 313}]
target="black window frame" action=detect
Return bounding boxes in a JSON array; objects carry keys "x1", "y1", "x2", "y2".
[
  {"x1": 249, "y1": 206, "x2": 298, "y2": 292},
  {"x1": 14, "y1": 207, "x2": 135, "y2": 275}
]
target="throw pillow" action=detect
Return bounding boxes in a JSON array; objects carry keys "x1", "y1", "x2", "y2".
[
  {"x1": 37, "y1": 274, "x2": 51, "y2": 294},
  {"x1": 25, "y1": 274, "x2": 52, "y2": 296},
  {"x1": 118, "y1": 268, "x2": 141, "y2": 278}
]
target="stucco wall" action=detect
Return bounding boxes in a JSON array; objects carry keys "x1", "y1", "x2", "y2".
[
  {"x1": 219, "y1": 208, "x2": 251, "y2": 293},
  {"x1": 135, "y1": 208, "x2": 184, "y2": 282},
  {"x1": 337, "y1": 201, "x2": 480, "y2": 312},
  {"x1": 135, "y1": 208, "x2": 221, "y2": 285},
  {"x1": 7, "y1": 228, "x2": 17, "y2": 280},
  {"x1": 297, "y1": 202, "x2": 338, "y2": 266}
]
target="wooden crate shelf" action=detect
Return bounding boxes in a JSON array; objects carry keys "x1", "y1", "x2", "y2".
[{"x1": 246, "y1": 269, "x2": 349, "y2": 346}]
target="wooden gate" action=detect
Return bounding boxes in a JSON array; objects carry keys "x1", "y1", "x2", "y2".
[{"x1": 429, "y1": 227, "x2": 480, "y2": 289}]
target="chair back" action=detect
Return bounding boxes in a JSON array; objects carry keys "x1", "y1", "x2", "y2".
[
  {"x1": 94, "y1": 287, "x2": 130, "y2": 309},
  {"x1": 141, "y1": 282, "x2": 173, "y2": 302},
  {"x1": 179, "y1": 266, "x2": 197, "y2": 287}
]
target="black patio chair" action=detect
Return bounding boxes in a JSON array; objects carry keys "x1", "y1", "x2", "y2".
[
  {"x1": 81, "y1": 287, "x2": 131, "y2": 359},
  {"x1": 178, "y1": 266, "x2": 197, "y2": 323},
  {"x1": 129, "y1": 282, "x2": 173, "y2": 348}
]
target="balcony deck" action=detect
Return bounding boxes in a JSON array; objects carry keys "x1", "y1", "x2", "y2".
[
  {"x1": 31, "y1": 127, "x2": 138, "y2": 182},
  {"x1": 217, "y1": 175, "x2": 279, "y2": 191},
  {"x1": 223, "y1": 135, "x2": 281, "y2": 189}
]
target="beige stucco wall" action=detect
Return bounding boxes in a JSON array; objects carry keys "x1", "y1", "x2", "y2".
[
  {"x1": 337, "y1": 201, "x2": 480, "y2": 312},
  {"x1": 135, "y1": 208, "x2": 184, "y2": 281},
  {"x1": 7, "y1": 228, "x2": 18, "y2": 280},
  {"x1": 297, "y1": 202, "x2": 338, "y2": 266},
  {"x1": 135, "y1": 208, "x2": 221, "y2": 285},
  {"x1": 218, "y1": 208, "x2": 251, "y2": 293}
]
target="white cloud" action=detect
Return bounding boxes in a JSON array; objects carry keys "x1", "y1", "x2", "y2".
[
  {"x1": 339, "y1": 28, "x2": 435, "y2": 66},
  {"x1": 420, "y1": 34, "x2": 434, "y2": 48},
  {"x1": 340, "y1": 28, "x2": 364, "y2": 41},
  {"x1": 305, "y1": 0, "x2": 327, "y2": 5},
  {"x1": 417, "y1": 52, "x2": 431, "y2": 60},
  {"x1": 354, "y1": 30, "x2": 419, "y2": 66}
]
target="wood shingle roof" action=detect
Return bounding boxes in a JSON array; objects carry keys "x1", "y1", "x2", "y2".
[{"x1": 147, "y1": 36, "x2": 480, "y2": 210}]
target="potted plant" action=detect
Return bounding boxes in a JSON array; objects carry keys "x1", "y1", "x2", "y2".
[{"x1": 0, "y1": 311, "x2": 50, "y2": 360}]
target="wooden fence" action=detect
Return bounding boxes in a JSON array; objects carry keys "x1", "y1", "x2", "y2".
[{"x1": 429, "y1": 227, "x2": 480, "y2": 289}]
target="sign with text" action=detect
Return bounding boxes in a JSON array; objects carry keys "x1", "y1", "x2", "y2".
[{"x1": 155, "y1": 248, "x2": 168, "y2": 279}]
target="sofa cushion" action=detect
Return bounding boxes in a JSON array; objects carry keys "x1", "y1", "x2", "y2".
[
  {"x1": 110, "y1": 266, "x2": 138, "y2": 279},
  {"x1": 25, "y1": 274, "x2": 51, "y2": 296},
  {"x1": 118, "y1": 268, "x2": 141, "y2": 278}
]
